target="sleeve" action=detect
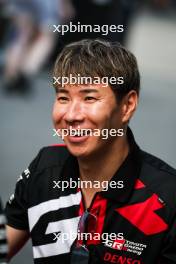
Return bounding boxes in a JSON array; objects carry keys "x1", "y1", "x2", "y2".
[
  {"x1": 5, "y1": 149, "x2": 43, "y2": 231},
  {"x1": 158, "y1": 216, "x2": 176, "y2": 264}
]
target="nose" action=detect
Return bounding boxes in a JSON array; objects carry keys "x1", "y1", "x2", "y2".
[{"x1": 63, "y1": 100, "x2": 85, "y2": 124}]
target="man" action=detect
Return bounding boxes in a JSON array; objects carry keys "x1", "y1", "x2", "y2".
[{"x1": 5, "y1": 39, "x2": 176, "y2": 264}]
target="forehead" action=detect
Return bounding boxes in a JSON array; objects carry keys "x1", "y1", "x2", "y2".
[{"x1": 55, "y1": 84, "x2": 113, "y2": 94}]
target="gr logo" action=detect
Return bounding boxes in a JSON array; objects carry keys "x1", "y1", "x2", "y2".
[
  {"x1": 28, "y1": 193, "x2": 81, "y2": 258},
  {"x1": 104, "y1": 239, "x2": 125, "y2": 250}
]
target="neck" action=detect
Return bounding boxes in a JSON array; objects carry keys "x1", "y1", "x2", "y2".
[{"x1": 77, "y1": 135, "x2": 129, "y2": 184}]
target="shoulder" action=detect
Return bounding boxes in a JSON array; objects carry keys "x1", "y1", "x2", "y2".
[
  {"x1": 141, "y1": 150, "x2": 176, "y2": 176},
  {"x1": 35, "y1": 144, "x2": 70, "y2": 171},
  {"x1": 139, "y1": 150, "x2": 176, "y2": 208},
  {"x1": 13, "y1": 144, "x2": 71, "y2": 189},
  {"x1": 6, "y1": 145, "x2": 71, "y2": 208}
]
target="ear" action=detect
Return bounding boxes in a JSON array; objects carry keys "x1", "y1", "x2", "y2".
[{"x1": 121, "y1": 90, "x2": 138, "y2": 123}]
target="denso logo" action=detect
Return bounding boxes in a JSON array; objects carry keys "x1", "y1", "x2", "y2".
[{"x1": 104, "y1": 253, "x2": 141, "y2": 264}]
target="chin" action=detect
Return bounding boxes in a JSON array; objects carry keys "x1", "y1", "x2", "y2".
[
  {"x1": 67, "y1": 147, "x2": 90, "y2": 158},
  {"x1": 64, "y1": 142, "x2": 93, "y2": 158},
  {"x1": 64, "y1": 136, "x2": 103, "y2": 158}
]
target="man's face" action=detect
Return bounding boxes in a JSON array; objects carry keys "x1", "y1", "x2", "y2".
[{"x1": 52, "y1": 84, "x2": 125, "y2": 158}]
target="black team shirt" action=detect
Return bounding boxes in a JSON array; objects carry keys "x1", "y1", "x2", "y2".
[{"x1": 5, "y1": 128, "x2": 176, "y2": 264}]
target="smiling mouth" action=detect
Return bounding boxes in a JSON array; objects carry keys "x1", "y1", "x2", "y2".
[
  {"x1": 68, "y1": 129, "x2": 91, "y2": 137},
  {"x1": 65, "y1": 129, "x2": 91, "y2": 143}
]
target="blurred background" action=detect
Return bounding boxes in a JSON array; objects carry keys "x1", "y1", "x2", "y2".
[{"x1": 0, "y1": 0, "x2": 176, "y2": 263}]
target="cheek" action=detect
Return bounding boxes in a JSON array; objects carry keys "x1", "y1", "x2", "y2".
[
  {"x1": 110, "y1": 107, "x2": 123, "y2": 128},
  {"x1": 93, "y1": 106, "x2": 122, "y2": 130},
  {"x1": 88, "y1": 104, "x2": 116, "y2": 127},
  {"x1": 86, "y1": 102, "x2": 110, "y2": 120},
  {"x1": 52, "y1": 102, "x2": 64, "y2": 125}
]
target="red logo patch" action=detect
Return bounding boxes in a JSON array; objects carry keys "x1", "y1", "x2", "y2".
[{"x1": 116, "y1": 194, "x2": 168, "y2": 235}]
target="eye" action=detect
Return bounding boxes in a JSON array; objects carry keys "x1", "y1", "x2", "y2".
[
  {"x1": 57, "y1": 96, "x2": 69, "y2": 103},
  {"x1": 85, "y1": 96, "x2": 97, "y2": 102}
]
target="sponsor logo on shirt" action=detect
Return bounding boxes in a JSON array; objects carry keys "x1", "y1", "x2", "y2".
[
  {"x1": 103, "y1": 238, "x2": 147, "y2": 256},
  {"x1": 103, "y1": 252, "x2": 141, "y2": 264}
]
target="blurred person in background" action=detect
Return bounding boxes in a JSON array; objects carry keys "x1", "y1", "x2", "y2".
[
  {"x1": 3, "y1": 0, "x2": 74, "y2": 94},
  {"x1": 0, "y1": 200, "x2": 8, "y2": 264},
  {"x1": 0, "y1": 1, "x2": 8, "y2": 51},
  {"x1": 0, "y1": 0, "x2": 11, "y2": 72},
  {"x1": 56, "y1": 0, "x2": 140, "y2": 53},
  {"x1": 151, "y1": 0, "x2": 175, "y2": 10},
  {"x1": 145, "y1": 0, "x2": 176, "y2": 12}
]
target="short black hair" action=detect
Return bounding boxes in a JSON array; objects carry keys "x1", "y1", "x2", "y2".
[{"x1": 53, "y1": 39, "x2": 140, "y2": 100}]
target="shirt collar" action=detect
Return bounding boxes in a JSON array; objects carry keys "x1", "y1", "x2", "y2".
[{"x1": 62, "y1": 127, "x2": 142, "y2": 204}]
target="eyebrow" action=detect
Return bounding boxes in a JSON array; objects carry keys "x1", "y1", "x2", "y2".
[
  {"x1": 79, "y1": 89, "x2": 99, "y2": 94},
  {"x1": 55, "y1": 87, "x2": 99, "y2": 94},
  {"x1": 55, "y1": 87, "x2": 68, "y2": 94}
]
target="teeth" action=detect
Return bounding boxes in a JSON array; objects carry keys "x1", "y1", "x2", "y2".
[
  {"x1": 69, "y1": 131, "x2": 81, "y2": 136},
  {"x1": 69, "y1": 130, "x2": 90, "y2": 136}
]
